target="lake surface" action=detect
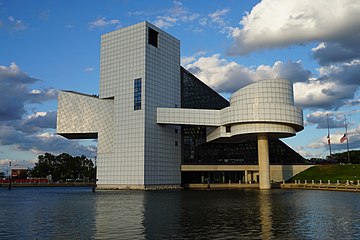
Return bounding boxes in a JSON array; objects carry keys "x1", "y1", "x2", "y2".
[{"x1": 1, "y1": 187, "x2": 359, "y2": 239}]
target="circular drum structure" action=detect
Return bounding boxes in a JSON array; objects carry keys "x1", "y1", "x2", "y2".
[
  {"x1": 222, "y1": 78, "x2": 303, "y2": 138},
  {"x1": 211, "y1": 79, "x2": 304, "y2": 189}
]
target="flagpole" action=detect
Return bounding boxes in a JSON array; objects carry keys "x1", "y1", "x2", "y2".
[
  {"x1": 327, "y1": 114, "x2": 332, "y2": 157},
  {"x1": 344, "y1": 115, "x2": 350, "y2": 163}
]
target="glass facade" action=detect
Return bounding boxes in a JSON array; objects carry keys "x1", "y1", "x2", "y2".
[
  {"x1": 180, "y1": 67, "x2": 309, "y2": 183},
  {"x1": 134, "y1": 78, "x2": 142, "y2": 110}
]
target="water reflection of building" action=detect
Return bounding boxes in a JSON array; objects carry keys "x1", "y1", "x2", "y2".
[
  {"x1": 258, "y1": 191, "x2": 273, "y2": 239},
  {"x1": 57, "y1": 21, "x2": 310, "y2": 190}
]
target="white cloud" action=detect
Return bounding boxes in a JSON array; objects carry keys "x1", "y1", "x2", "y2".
[
  {"x1": 65, "y1": 24, "x2": 74, "y2": 29},
  {"x1": 0, "y1": 62, "x2": 53, "y2": 120},
  {"x1": 185, "y1": 51, "x2": 360, "y2": 109},
  {"x1": 185, "y1": 54, "x2": 255, "y2": 92},
  {"x1": 181, "y1": 51, "x2": 206, "y2": 66},
  {"x1": 30, "y1": 89, "x2": 41, "y2": 94},
  {"x1": 84, "y1": 67, "x2": 94, "y2": 72},
  {"x1": 228, "y1": 0, "x2": 360, "y2": 55},
  {"x1": 154, "y1": 16, "x2": 178, "y2": 29},
  {"x1": 308, "y1": 123, "x2": 360, "y2": 150},
  {"x1": 0, "y1": 124, "x2": 96, "y2": 158},
  {"x1": 293, "y1": 81, "x2": 355, "y2": 109},
  {"x1": 184, "y1": 54, "x2": 311, "y2": 93},
  {"x1": 306, "y1": 111, "x2": 344, "y2": 129},
  {"x1": 152, "y1": 1, "x2": 199, "y2": 29},
  {"x1": 208, "y1": 8, "x2": 229, "y2": 26},
  {"x1": 88, "y1": 17, "x2": 121, "y2": 29},
  {"x1": 6, "y1": 15, "x2": 27, "y2": 31}
]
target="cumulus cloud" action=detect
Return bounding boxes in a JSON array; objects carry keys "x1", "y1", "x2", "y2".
[
  {"x1": 306, "y1": 111, "x2": 344, "y2": 129},
  {"x1": 184, "y1": 52, "x2": 360, "y2": 109},
  {"x1": 185, "y1": 54, "x2": 255, "y2": 92},
  {"x1": 257, "y1": 60, "x2": 311, "y2": 83},
  {"x1": 13, "y1": 111, "x2": 57, "y2": 134},
  {"x1": 312, "y1": 42, "x2": 360, "y2": 66},
  {"x1": 0, "y1": 110, "x2": 96, "y2": 160},
  {"x1": 0, "y1": 63, "x2": 57, "y2": 121},
  {"x1": 181, "y1": 51, "x2": 206, "y2": 66},
  {"x1": 0, "y1": 62, "x2": 96, "y2": 161},
  {"x1": 88, "y1": 17, "x2": 121, "y2": 29},
  {"x1": 318, "y1": 59, "x2": 360, "y2": 85},
  {"x1": 308, "y1": 124, "x2": 360, "y2": 151},
  {"x1": 0, "y1": 125, "x2": 96, "y2": 157},
  {"x1": 228, "y1": 0, "x2": 360, "y2": 55},
  {"x1": 184, "y1": 54, "x2": 311, "y2": 93},
  {"x1": 293, "y1": 81, "x2": 356, "y2": 109},
  {"x1": 293, "y1": 59, "x2": 360, "y2": 109}
]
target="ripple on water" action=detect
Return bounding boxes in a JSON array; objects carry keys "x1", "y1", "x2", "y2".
[{"x1": 1, "y1": 188, "x2": 360, "y2": 239}]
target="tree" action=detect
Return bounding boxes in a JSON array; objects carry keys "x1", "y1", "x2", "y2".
[
  {"x1": 327, "y1": 150, "x2": 360, "y2": 164},
  {"x1": 30, "y1": 153, "x2": 95, "y2": 182}
]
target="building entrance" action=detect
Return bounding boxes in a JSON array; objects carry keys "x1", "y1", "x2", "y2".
[{"x1": 182, "y1": 171, "x2": 258, "y2": 184}]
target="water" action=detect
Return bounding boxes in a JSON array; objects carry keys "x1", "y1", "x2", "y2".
[{"x1": 1, "y1": 187, "x2": 359, "y2": 239}]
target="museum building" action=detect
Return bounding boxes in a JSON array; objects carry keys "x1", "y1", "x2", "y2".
[{"x1": 57, "y1": 22, "x2": 311, "y2": 190}]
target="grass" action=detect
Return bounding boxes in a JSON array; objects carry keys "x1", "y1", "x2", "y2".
[{"x1": 287, "y1": 164, "x2": 360, "y2": 183}]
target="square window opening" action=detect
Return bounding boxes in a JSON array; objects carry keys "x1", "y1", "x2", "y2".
[
  {"x1": 226, "y1": 126, "x2": 231, "y2": 133},
  {"x1": 148, "y1": 28, "x2": 158, "y2": 48}
]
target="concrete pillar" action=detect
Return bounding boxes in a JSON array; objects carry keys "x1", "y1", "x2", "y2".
[
  {"x1": 258, "y1": 134, "x2": 270, "y2": 190},
  {"x1": 244, "y1": 170, "x2": 248, "y2": 183}
]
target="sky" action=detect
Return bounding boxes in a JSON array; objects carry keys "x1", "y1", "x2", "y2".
[{"x1": 1, "y1": 0, "x2": 360, "y2": 172}]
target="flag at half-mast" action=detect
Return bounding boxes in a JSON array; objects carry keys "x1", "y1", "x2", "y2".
[
  {"x1": 340, "y1": 133, "x2": 347, "y2": 143},
  {"x1": 327, "y1": 134, "x2": 330, "y2": 144}
]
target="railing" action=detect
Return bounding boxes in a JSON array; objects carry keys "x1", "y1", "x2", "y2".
[{"x1": 281, "y1": 179, "x2": 360, "y2": 192}]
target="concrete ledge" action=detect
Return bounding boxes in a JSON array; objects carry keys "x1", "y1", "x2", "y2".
[
  {"x1": 281, "y1": 183, "x2": 360, "y2": 192},
  {"x1": 182, "y1": 183, "x2": 259, "y2": 189},
  {"x1": 96, "y1": 184, "x2": 181, "y2": 190},
  {"x1": 0, "y1": 182, "x2": 95, "y2": 187}
]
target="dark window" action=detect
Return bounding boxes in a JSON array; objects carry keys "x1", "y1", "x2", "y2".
[
  {"x1": 134, "y1": 78, "x2": 142, "y2": 110},
  {"x1": 148, "y1": 28, "x2": 158, "y2": 47},
  {"x1": 226, "y1": 126, "x2": 231, "y2": 133},
  {"x1": 175, "y1": 141, "x2": 178, "y2": 146},
  {"x1": 175, "y1": 129, "x2": 178, "y2": 134}
]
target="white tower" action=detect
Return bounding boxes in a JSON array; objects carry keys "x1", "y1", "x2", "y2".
[{"x1": 57, "y1": 22, "x2": 181, "y2": 189}]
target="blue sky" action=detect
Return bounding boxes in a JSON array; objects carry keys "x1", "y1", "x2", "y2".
[{"x1": 1, "y1": 0, "x2": 360, "y2": 171}]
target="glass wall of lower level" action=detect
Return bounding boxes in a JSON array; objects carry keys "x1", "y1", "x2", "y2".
[{"x1": 182, "y1": 171, "x2": 259, "y2": 184}]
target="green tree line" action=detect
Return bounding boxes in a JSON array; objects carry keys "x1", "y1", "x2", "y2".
[
  {"x1": 29, "y1": 153, "x2": 95, "y2": 182},
  {"x1": 310, "y1": 150, "x2": 360, "y2": 164},
  {"x1": 330, "y1": 150, "x2": 360, "y2": 164}
]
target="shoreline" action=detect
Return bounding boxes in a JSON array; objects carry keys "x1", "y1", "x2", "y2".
[
  {"x1": 0, "y1": 182, "x2": 95, "y2": 188},
  {"x1": 2, "y1": 182, "x2": 359, "y2": 192}
]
